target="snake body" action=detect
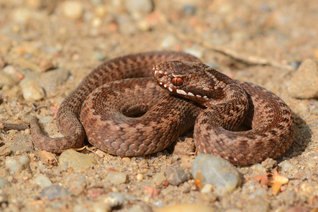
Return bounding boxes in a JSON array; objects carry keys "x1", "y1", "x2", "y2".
[{"x1": 30, "y1": 51, "x2": 295, "y2": 165}]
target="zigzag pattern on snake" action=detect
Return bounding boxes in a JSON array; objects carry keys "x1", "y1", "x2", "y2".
[{"x1": 30, "y1": 51, "x2": 295, "y2": 166}]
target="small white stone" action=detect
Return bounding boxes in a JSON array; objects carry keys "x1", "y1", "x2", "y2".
[
  {"x1": 34, "y1": 174, "x2": 52, "y2": 188},
  {"x1": 92, "y1": 201, "x2": 111, "y2": 212},
  {"x1": 5, "y1": 158, "x2": 22, "y2": 173},
  {"x1": 19, "y1": 156, "x2": 30, "y2": 169},
  {"x1": 20, "y1": 78, "x2": 45, "y2": 101},
  {"x1": 107, "y1": 172, "x2": 127, "y2": 184},
  {"x1": 152, "y1": 173, "x2": 166, "y2": 185},
  {"x1": 62, "y1": 1, "x2": 84, "y2": 20},
  {"x1": 124, "y1": 0, "x2": 153, "y2": 19},
  {"x1": 161, "y1": 34, "x2": 179, "y2": 49},
  {"x1": 39, "y1": 116, "x2": 54, "y2": 123},
  {"x1": 201, "y1": 184, "x2": 213, "y2": 193},
  {"x1": 136, "y1": 173, "x2": 143, "y2": 182}
]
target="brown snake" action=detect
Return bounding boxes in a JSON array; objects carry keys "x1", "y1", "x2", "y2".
[{"x1": 30, "y1": 51, "x2": 295, "y2": 166}]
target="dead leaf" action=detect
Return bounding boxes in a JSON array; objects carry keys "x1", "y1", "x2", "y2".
[
  {"x1": 251, "y1": 173, "x2": 271, "y2": 186},
  {"x1": 39, "y1": 151, "x2": 57, "y2": 165},
  {"x1": 268, "y1": 170, "x2": 289, "y2": 195},
  {"x1": 251, "y1": 170, "x2": 288, "y2": 195}
]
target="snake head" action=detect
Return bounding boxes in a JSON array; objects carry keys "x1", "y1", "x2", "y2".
[{"x1": 153, "y1": 60, "x2": 230, "y2": 106}]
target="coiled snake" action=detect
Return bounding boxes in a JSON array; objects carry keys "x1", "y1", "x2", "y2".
[{"x1": 30, "y1": 51, "x2": 295, "y2": 165}]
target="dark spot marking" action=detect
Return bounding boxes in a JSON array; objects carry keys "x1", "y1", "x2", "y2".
[
  {"x1": 246, "y1": 135, "x2": 255, "y2": 139},
  {"x1": 269, "y1": 139, "x2": 275, "y2": 143},
  {"x1": 200, "y1": 119, "x2": 209, "y2": 124},
  {"x1": 269, "y1": 130, "x2": 277, "y2": 136},
  {"x1": 281, "y1": 118, "x2": 289, "y2": 123}
]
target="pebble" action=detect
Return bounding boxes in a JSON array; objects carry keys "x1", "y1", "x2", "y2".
[
  {"x1": 92, "y1": 51, "x2": 106, "y2": 61},
  {"x1": 247, "y1": 188, "x2": 267, "y2": 200},
  {"x1": 278, "y1": 190, "x2": 298, "y2": 205},
  {"x1": 20, "y1": 78, "x2": 45, "y2": 101},
  {"x1": 117, "y1": 14, "x2": 139, "y2": 35},
  {"x1": 184, "y1": 46, "x2": 204, "y2": 59},
  {"x1": 92, "y1": 201, "x2": 111, "y2": 212},
  {"x1": 5, "y1": 156, "x2": 30, "y2": 173},
  {"x1": 26, "y1": 0, "x2": 42, "y2": 9},
  {"x1": 2, "y1": 65, "x2": 20, "y2": 83},
  {"x1": 63, "y1": 173, "x2": 87, "y2": 195},
  {"x1": 279, "y1": 161, "x2": 298, "y2": 173},
  {"x1": 0, "y1": 72, "x2": 16, "y2": 87},
  {"x1": 0, "y1": 177, "x2": 10, "y2": 188},
  {"x1": 40, "y1": 185, "x2": 70, "y2": 200},
  {"x1": 11, "y1": 8, "x2": 33, "y2": 24},
  {"x1": 156, "y1": 204, "x2": 215, "y2": 212},
  {"x1": 136, "y1": 173, "x2": 143, "y2": 182},
  {"x1": 243, "y1": 195, "x2": 270, "y2": 212},
  {"x1": 59, "y1": 149, "x2": 97, "y2": 171},
  {"x1": 126, "y1": 202, "x2": 153, "y2": 212},
  {"x1": 261, "y1": 158, "x2": 277, "y2": 172},
  {"x1": 152, "y1": 173, "x2": 166, "y2": 185},
  {"x1": 164, "y1": 165, "x2": 190, "y2": 186},
  {"x1": 19, "y1": 156, "x2": 30, "y2": 168},
  {"x1": 62, "y1": 1, "x2": 84, "y2": 20},
  {"x1": 34, "y1": 174, "x2": 52, "y2": 188},
  {"x1": 201, "y1": 184, "x2": 213, "y2": 193},
  {"x1": 39, "y1": 68, "x2": 70, "y2": 97},
  {"x1": 104, "y1": 192, "x2": 126, "y2": 207},
  {"x1": 191, "y1": 154, "x2": 241, "y2": 195},
  {"x1": 124, "y1": 0, "x2": 153, "y2": 19},
  {"x1": 287, "y1": 59, "x2": 318, "y2": 99},
  {"x1": 39, "y1": 116, "x2": 54, "y2": 124},
  {"x1": 161, "y1": 34, "x2": 179, "y2": 49},
  {"x1": 183, "y1": 5, "x2": 196, "y2": 15},
  {"x1": 107, "y1": 172, "x2": 127, "y2": 184}
]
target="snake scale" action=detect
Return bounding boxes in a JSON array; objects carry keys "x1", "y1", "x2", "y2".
[{"x1": 30, "y1": 51, "x2": 295, "y2": 166}]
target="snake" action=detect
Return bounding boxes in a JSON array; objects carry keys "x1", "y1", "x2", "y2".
[{"x1": 30, "y1": 51, "x2": 295, "y2": 166}]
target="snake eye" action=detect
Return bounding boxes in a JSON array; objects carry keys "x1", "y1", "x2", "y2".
[{"x1": 171, "y1": 77, "x2": 183, "y2": 86}]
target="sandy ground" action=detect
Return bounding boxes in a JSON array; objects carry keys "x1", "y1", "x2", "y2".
[{"x1": 1, "y1": 0, "x2": 318, "y2": 211}]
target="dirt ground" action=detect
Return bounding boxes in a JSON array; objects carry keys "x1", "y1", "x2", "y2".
[{"x1": 1, "y1": 0, "x2": 318, "y2": 211}]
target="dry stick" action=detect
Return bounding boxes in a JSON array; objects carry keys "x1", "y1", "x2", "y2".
[
  {"x1": 0, "y1": 121, "x2": 29, "y2": 131},
  {"x1": 167, "y1": 24, "x2": 294, "y2": 71}
]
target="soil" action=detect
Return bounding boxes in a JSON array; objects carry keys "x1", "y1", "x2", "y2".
[{"x1": 0, "y1": 0, "x2": 318, "y2": 211}]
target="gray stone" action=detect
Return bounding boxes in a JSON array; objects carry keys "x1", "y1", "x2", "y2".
[
  {"x1": 107, "y1": 172, "x2": 127, "y2": 184},
  {"x1": 287, "y1": 59, "x2": 318, "y2": 99},
  {"x1": 164, "y1": 165, "x2": 190, "y2": 186},
  {"x1": 0, "y1": 177, "x2": 10, "y2": 188},
  {"x1": 39, "y1": 68, "x2": 70, "y2": 97},
  {"x1": 191, "y1": 154, "x2": 241, "y2": 195},
  {"x1": 124, "y1": 0, "x2": 153, "y2": 18},
  {"x1": 41, "y1": 185, "x2": 70, "y2": 200},
  {"x1": 34, "y1": 174, "x2": 52, "y2": 188}
]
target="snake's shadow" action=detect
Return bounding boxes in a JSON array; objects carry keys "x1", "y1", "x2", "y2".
[{"x1": 278, "y1": 113, "x2": 312, "y2": 163}]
